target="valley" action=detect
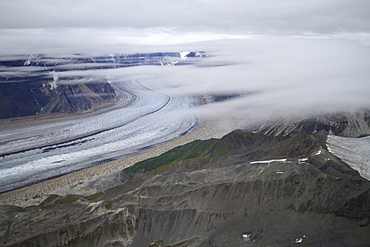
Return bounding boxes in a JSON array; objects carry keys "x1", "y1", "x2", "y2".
[
  {"x1": 0, "y1": 52, "x2": 207, "y2": 194},
  {"x1": 0, "y1": 51, "x2": 369, "y2": 247},
  {"x1": 0, "y1": 79, "x2": 198, "y2": 193}
]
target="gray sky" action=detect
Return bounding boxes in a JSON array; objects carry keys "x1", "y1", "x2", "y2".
[
  {"x1": 0, "y1": 0, "x2": 369, "y2": 33},
  {"x1": 0, "y1": 0, "x2": 369, "y2": 54}
]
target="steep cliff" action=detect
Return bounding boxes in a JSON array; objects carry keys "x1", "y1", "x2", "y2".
[
  {"x1": 39, "y1": 82, "x2": 116, "y2": 114},
  {"x1": 0, "y1": 77, "x2": 116, "y2": 118},
  {"x1": 0, "y1": 130, "x2": 368, "y2": 246}
]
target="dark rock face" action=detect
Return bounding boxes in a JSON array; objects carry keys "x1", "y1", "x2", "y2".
[
  {"x1": 0, "y1": 81, "x2": 51, "y2": 118},
  {"x1": 0, "y1": 80, "x2": 116, "y2": 118},
  {"x1": 0, "y1": 130, "x2": 369, "y2": 246},
  {"x1": 39, "y1": 82, "x2": 116, "y2": 114}
]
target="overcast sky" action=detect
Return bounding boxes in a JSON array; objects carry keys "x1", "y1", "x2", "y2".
[
  {"x1": 0, "y1": 0, "x2": 369, "y2": 33},
  {"x1": 0, "y1": 0, "x2": 369, "y2": 52},
  {"x1": 0, "y1": 0, "x2": 369, "y2": 131}
]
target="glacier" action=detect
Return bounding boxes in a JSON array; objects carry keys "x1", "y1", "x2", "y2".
[
  {"x1": 0, "y1": 79, "x2": 198, "y2": 193},
  {"x1": 327, "y1": 134, "x2": 370, "y2": 180}
]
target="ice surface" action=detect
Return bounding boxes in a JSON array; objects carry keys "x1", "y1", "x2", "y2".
[
  {"x1": 0, "y1": 79, "x2": 198, "y2": 192},
  {"x1": 327, "y1": 135, "x2": 370, "y2": 180}
]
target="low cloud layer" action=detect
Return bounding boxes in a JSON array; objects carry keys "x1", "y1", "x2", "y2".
[
  {"x1": 0, "y1": 1, "x2": 369, "y2": 132},
  {"x1": 121, "y1": 36, "x2": 370, "y2": 129}
]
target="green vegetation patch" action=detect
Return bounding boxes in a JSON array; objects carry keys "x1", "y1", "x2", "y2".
[
  {"x1": 124, "y1": 130, "x2": 276, "y2": 179},
  {"x1": 85, "y1": 192, "x2": 104, "y2": 201},
  {"x1": 125, "y1": 138, "x2": 230, "y2": 178},
  {"x1": 39, "y1": 194, "x2": 80, "y2": 206},
  {"x1": 39, "y1": 194, "x2": 59, "y2": 206}
]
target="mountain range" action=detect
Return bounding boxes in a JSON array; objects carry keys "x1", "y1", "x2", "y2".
[
  {"x1": 0, "y1": 52, "x2": 369, "y2": 246},
  {"x1": 0, "y1": 129, "x2": 369, "y2": 246},
  {"x1": 0, "y1": 52, "x2": 206, "y2": 118},
  {"x1": 256, "y1": 110, "x2": 370, "y2": 138}
]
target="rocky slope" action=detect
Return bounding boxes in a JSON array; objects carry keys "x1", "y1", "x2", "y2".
[
  {"x1": 0, "y1": 71, "x2": 115, "y2": 118},
  {"x1": 0, "y1": 130, "x2": 368, "y2": 246},
  {"x1": 39, "y1": 82, "x2": 116, "y2": 114},
  {"x1": 0, "y1": 79, "x2": 50, "y2": 118},
  {"x1": 256, "y1": 109, "x2": 370, "y2": 138}
]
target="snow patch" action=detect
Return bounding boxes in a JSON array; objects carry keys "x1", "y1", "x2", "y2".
[
  {"x1": 295, "y1": 238, "x2": 303, "y2": 243},
  {"x1": 49, "y1": 71, "x2": 59, "y2": 90},
  {"x1": 242, "y1": 233, "x2": 251, "y2": 241},
  {"x1": 180, "y1": 51, "x2": 190, "y2": 59},
  {"x1": 295, "y1": 235, "x2": 306, "y2": 243},
  {"x1": 250, "y1": 159, "x2": 287, "y2": 164},
  {"x1": 250, "y1": 158, "x2": 308, "y2": 165}
]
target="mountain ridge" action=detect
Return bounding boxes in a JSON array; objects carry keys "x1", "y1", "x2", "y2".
[
  {"x1": 1, "y1": 129, "x2": 368, "y2": 246},
  {"x1": 256, "y1": 109, "x2": 370, "y2": 138}
]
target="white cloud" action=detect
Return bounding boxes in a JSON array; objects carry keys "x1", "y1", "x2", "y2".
[{"x1": 132, "y1": 36, "x2": 370, "y2": 128}]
